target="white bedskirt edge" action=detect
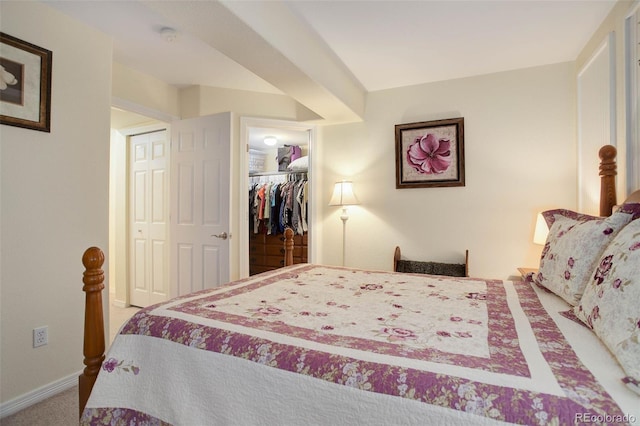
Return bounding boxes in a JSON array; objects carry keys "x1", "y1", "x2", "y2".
[{"x1": 0, "y1": 370, "x2": 79, "y2": 419}]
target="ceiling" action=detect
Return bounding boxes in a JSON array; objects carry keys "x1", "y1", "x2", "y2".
[{"x1": 44, "y1": 0, "x2": 616, "y2": 146}]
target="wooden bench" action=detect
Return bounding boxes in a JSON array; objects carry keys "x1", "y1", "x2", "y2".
[{"x1": 394, "y1": 246, "x2": 469, "y2": 277}]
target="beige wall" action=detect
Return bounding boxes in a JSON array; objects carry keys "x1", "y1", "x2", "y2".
[
  {"x1": 183, "y1": 85, "x2": 321, "y2": 122},
  {"x1": 112, "y1": 62, "x2": 180, "y2": 120},
  {"x1": 318, "y1": 62, "x2": 577, "y2": 279},
  {"x1": 112, "y1": 63, "x2": 579, "y2": 281},
  {"x1": 0, "y1": 1, "x2": 111, "y2": 405}
]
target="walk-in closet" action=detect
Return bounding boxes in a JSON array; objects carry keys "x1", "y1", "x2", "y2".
[{"x1": 248, "y1": 128, "x2": 309, "y2": 275}]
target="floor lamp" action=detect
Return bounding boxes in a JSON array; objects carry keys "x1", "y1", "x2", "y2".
[{"x1": 329, "y1": 181, "x2": 359, "y2": 266}]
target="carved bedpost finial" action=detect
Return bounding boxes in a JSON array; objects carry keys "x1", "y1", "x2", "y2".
[
  {"x1": 79, "y1": 247, "x2": 106, "y2": 418},
  {"x1": 284, "y1": 228, "x2": 294, "y2": 266},
  {"x1": 599, "y1": 145, "x2": 617, "y2": 217},
  {"x1": 82, "y1": 247, "x2": 105, "y2": 286}
]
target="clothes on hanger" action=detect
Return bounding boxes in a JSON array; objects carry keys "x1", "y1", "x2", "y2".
[{"x1": 249, "y1": 173, "x2": 308, "y2": 236}]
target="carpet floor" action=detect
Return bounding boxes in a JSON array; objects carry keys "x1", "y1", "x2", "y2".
[{"x1": 1, "y1": 385, "x2": 77, "y2": 426}]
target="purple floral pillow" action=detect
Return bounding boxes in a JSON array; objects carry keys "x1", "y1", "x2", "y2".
[
  {"x1": 541, "y1": 209, "x2": 601, "y2": 228},
  {"x1": 574, "y1": 218, "x2": 640, "y2": 395},
  {"x1": 617, "y1": 203, "x2": 640, "y2": 220},
  {"x1": 536, "y1": 211, "x2": 633, "y2": 305}
]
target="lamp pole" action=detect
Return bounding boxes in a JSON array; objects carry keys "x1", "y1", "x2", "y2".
[
  {"x1": 340, "y1": 207, "x2": 349, "y2": 266},
  {"x1": 329, "y1": 180, "x2": 359, "y2": 267}
]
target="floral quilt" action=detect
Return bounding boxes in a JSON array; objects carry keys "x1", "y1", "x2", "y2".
[{"x1": 81, "y1": 264, "x2": 630, "y2": 425}]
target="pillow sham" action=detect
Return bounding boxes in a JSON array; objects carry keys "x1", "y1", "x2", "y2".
[
  {"x1": 541, "y1": 208, "x2": 600, "y2": 228},
  {"x1": 617, "y1": 202, "x2": 640, "y2": 220},
  {"x1": 287, "y1": 155, "x2": 308, "y2": 171},
  {"x1": 573, "y1": 218, "x2": 640, "y2": 395},
  {"x1": 536, "y1": 211, "x2": 633, "y2": 305}
]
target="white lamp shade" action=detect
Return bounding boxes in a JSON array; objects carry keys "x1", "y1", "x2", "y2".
[
  {"x1": 329, "y1": 181, "x2": 359, "y2": 206},
  {"x1": 533, "y1": 213, "x2": 549, "y2": 245}
]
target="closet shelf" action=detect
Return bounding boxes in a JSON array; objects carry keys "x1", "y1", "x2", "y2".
[{"x1": 249, "y1": 170, "x2": 307, "y2": 177}]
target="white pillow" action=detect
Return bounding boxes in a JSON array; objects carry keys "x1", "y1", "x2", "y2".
[{"x1": 287, "y1": 155, "x2": 308, "y2": 171}]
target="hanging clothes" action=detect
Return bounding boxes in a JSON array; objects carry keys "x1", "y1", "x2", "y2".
[{"x1": 248, "y1": 173, "x2": 308, "y2": 236}]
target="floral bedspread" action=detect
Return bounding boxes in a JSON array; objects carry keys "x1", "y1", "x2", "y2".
[{"x1": 81, "y1": 264, "x2": 628, "y2": 425}]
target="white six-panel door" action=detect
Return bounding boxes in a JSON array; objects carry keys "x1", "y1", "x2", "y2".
[
  {"x1": 170, "y1": 113, "x2": 231, "y2": 296},
  {"x1": 129, "y1": 130, "x2": 170, "y2": 307}
]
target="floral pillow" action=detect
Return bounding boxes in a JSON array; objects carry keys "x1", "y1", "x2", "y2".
[
  {"x1": 536, "y1": 211, "x2": 633, "y2": 305},
  {"x1": 618, "y1": 202, "x2": 640, "y2": 220},
  {"x1": 574, "y1": 218, "x2": 640, "y2": 395},
  {"x1": 541, "y1": 209, "x2": 600, "y2": 228}
]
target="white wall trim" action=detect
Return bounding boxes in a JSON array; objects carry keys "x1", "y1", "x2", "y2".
[
  {"x1": 625, "y1": 2, "x2": 640, "y2": 196},
  {"x1": 577, "y1": 32, "x2": 616, "y2": 214},
  {"x1": 111, "y1": 299, "x2": 127, "y2": 309},
  {"x1": 116, "y1": 122, "x2": 168, "y2": 137},
  {"x1": 112, "y1": 96, "x2": 179, "y2": 124},
  {"x1": 0, "y1": 371, "x2": 79, "y2": 418}
]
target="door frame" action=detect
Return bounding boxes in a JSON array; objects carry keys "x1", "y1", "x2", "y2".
[
  {"x1": 110, "y1": 98, "x2": 177, "y2": 308},
  {"x1": 624, "y1": 2, "x2": 640, "y2": 196},
  {"x1": 110, "y1": 120, "x2": 169, "y2": 308},
  {"x1": 239, "y1": 117, "x2": 319, "y2": 277}
]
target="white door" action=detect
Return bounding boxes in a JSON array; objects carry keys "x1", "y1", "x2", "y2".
[
  {"x1": 129, "y1": 130, "x2": 170, "y2": 307},
  {"x1": 170, "y1": 113, "x2": 231, "y2": 297}
]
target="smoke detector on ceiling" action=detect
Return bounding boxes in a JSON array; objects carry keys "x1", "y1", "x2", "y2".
[{"x1": 160, "y1": 27, "x2": 178, "y2": 43}]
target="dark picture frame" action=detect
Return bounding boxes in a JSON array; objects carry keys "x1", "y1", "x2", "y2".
[
  {"x1": 0, "y1": 32, "x2": 52, "y2": 132},
  {"x1": 395, "y1": 117, "x2": 465, "y2": 189}
]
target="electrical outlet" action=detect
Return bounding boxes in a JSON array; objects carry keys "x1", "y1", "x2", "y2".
[{"x1": 33, "y1": 326, "x2": 48, "y2": 348}]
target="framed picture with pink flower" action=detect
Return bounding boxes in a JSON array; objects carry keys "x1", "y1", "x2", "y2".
[{"x1": 395, "y1": 117, "x2": 465, "y2": 188}]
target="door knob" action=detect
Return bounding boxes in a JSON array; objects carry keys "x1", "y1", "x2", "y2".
[{"x1": 212, "y1": 232, "x2": 229, "y2": 240}]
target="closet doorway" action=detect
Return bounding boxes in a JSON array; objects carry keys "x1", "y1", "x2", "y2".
[{"x1": 239, "y1": 117, "x2": 317, "y2": 277}]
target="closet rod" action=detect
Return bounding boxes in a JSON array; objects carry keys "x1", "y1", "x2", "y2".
[{"x1": 249, "y1": 170, "x2": 308, "y2": 177}]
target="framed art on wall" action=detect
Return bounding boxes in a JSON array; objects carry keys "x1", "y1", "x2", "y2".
[
  {"x1": 0, "y1": 32, "x2": 52, "y2": 132},
  {"x1": 395, "y1": 117, "x2": 465, "y2": 189}
]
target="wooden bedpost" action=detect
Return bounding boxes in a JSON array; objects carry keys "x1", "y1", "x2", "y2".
[
  {"x1": 599, "y1": 145, "x2": 617, "y2": 216},
  {"x1": 79, "y1": 247, "x2": 106, "y2": 418},
  {"x1": 393, "y1": 247, "x2": 401, "y2": 272},
  {"x1": 284, "y1": 228, "x2": 294, "y2": 266}
]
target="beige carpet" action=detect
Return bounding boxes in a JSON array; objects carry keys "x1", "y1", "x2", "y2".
[{"x1": 1, "y1": 385, "x2": 77, "y2": 426}]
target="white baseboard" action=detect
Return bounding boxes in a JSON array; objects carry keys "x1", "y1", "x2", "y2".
[
  {"x1": 111, "y1": 299, "x2": 127, "y2": 308},
  {"x1": 0, "y1": 371, "x2": 80, "y2": 419}
]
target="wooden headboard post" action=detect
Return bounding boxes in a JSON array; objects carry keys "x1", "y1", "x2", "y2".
[
  {"x1": 599, "y1": 145, "x2": 617, "y2": 216},
  {"x1": 393, "y1": 246, "x2": 401, "y2": 272},
  {"x1": 284, "y1": 228, "x2": 294, "y2": 266},
  {"x1": 79, "y1": 247, "x2": 106, "y2": 418}
]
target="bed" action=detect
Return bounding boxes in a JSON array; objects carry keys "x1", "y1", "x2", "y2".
[{"x1": 79, "y1": 145, "x2": 639, "y2": 425}]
